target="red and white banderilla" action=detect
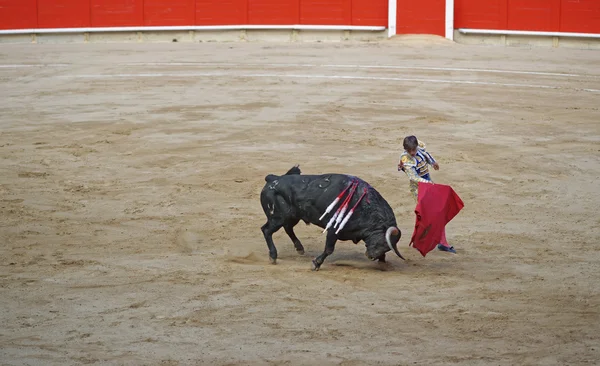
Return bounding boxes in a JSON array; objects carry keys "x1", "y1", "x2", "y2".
[
  {"x1": 333, "y1": 181, "x2": 358, "y2": 229},
  {"x1": 335, "y1": 188, "x2": 368, "y2": 235},
  {"x1": 319, "y1": 180, "x2": 354, "y2": 221},
  {"x1": 323, "y1": 181, "x2": 358, "y2": 233}
]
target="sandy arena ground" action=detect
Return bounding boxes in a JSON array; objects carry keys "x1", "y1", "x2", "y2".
[{"x1": 1, "y1": 37, "x2": 599, "y2": 365}]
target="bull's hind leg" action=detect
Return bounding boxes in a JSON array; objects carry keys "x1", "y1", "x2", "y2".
[
  {"x1": 261, "y1": 220, "x2": 283, "y2": 264},
  {"x1": 311, "y1": 230, "x2": 338, "y2": 271},
  {"x1": 284, "y1": 220, "x2": 305, "y2": 255}
]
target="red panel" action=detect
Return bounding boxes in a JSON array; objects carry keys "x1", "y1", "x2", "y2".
[
  {"x1": 0, "y1": 0, "x2": 37, "y2": 30},
  {"x1": 507, "y1": 0, "x2": 560, "y2": 32},
  {"x1": 144, "y1": 0, "x2": 195, "y2": 26},
  {"x1": 396, "y1": 0, "x2": 445, "y2": 36},
  {"x1": 454, "y1": 0, "x2": 508, "y2": 29},
  {"x1": 91, "y1": 0, "x2": 143, "y2": 27},
  {"x1": 351, "y1": 0, "x2": 387, "y2": 26},
  {"x1": 196, "y1": 0, "x2": 247, "y2": 25},
  {"x1": 561, "y1": 0, "x2": 600, "y2": 33},
  {"x1": 300, "y1": 0, "x2": 351, "y2": 25},
  {"x1": 37, "y1": 0, "x2": 90, "y2": 28},
  {"x1": 248, "y1": 0, "x2": 299, "y2": 24}
]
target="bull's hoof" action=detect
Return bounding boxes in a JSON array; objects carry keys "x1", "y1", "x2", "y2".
[
  {"x1": 311, "y1": 259, "x2": 320, "y2": 271},
  {"x1": 269, "y1": 257, "x2": 277, "y2": 265},
  {"x1": 294, "y1": 242, "x2": 305, "y2": 255}
]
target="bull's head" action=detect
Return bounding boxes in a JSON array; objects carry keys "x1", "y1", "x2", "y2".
[{"x1": 364, "y1": 226, "x2": 405, "y2": 261}]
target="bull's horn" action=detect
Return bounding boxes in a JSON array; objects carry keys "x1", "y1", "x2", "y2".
[{"x1": 386, "y1": 226, "x2": 405, "y2": 260}]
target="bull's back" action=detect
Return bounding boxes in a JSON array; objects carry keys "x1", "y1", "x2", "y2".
[
  {"x1": 278, "y1": 174, "x2": 362, "y2": 224},
  {"x1": 261, "y1": 171, "x2": 396, "y2": 230},
  {"x1": 300, "y1": 174, "x2": 397, "y2": 229}
]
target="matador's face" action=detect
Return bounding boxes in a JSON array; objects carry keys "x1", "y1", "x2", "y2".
[{"x1": 407, "y1": 148, "x2": 417, "y2": 157}]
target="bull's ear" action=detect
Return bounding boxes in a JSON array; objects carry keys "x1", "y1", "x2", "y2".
[{"x1": 285, "y1": 165, "x2": 301, "y2": 175}]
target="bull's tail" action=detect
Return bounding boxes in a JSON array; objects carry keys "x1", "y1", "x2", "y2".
[{"x1": 265, "y1": 165, "x2": 301, "y2": 183}]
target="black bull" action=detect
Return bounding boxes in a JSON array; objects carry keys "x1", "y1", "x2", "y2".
[{"x1": 260, "y1": 166, "x2": 405, "y2": 270}]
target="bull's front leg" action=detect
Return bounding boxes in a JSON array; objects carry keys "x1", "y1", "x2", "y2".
[{"x1": 311, "y1": 230, "x2": 338, "y2": 271}]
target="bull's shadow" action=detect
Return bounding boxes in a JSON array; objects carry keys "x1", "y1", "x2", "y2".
[
  {"x1": 273, "y1": 244, "x2": 399, "y2": 272},
  {"x1": 259, "y1": 165, "x2": 405, "y2": 271}
]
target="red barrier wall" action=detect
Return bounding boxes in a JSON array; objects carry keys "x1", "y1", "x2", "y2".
[
  {"x1": 248, "y1": 0, "x2": 298, "y2": 24},
  {"x1": 0, "y1": 0, "x2": 37, "y2": 29},
  {"x1": 196, "y1": 0, "x2": 247, "y2": 25},
  {"x1": 38, "y1": 0, "x2": 90, "y2": 28},
  {"x1": 91, "y1": 0, "x2": 143, "y2": 27},
  {"x1": 300, "y1": 0, "x2": 351, "y2": 25},
  {"x1": 455, "y1": 0, "x2": 600, "y2": 33},
  {"x1": 507, "y1": 0, "x2": 560, "y2": 32},
  {"x1": 396, "y1": 0, "x2": 445, "y2": 36},
  {"x1": 0, "y1": 0, "x2": 387, "y2": 29},
  {"x1": 561, "y1": 0, "x2": 600, "y2": 33},
  {"x1": 351, "y1": 0, "x2": 387, "y2": 26},
  {"x1": 1, "y1": 0, "x2": 598, "y2": 34},
  {"x1": 144, "y1": 0, "x2": 194, "y2": 26},
  {"x1": 455, "y1": 0, "x2": 507, "y2": 29}
]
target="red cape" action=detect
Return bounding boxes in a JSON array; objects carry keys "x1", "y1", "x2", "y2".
[{"x1": 409, "y1": 182, "x2": 464, "y2": 257}]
